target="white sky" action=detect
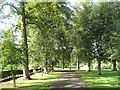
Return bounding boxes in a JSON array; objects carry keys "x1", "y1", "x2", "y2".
[{"x1": 0, "y1": 5, "x2": 11, "y2": 30}]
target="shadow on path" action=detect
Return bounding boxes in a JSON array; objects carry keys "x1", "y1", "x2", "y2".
[{"x1": 47, "y1": 70, "x2": 88, "y2": 90}]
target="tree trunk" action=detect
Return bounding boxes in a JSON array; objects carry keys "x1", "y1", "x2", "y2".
[
  {"x1": 51, "y1": 61, "x2": 54, "y2": 71},
  {"x1": 21, "y1": 2, "x2": 30, "y2": 80},
  {"x1": 45, "y1": 53, "x2": 48, "y2": 74},
  {"x1": 11, "y1": 67, "x2": 16, "y2": 87},
  {"x1": 41, "y1": 66, "x2": 44, "y2": 76},
  {"x1": 69, "y1": 54, "x2": 71, "y2": 70},
  {"x1": 87, "y1": 60, "x2": 91, "y2": 72},
  {"x1": 69, "y1": 63, "x2": 71, "y2": 70},
  {"x1": 62, "y1": 50, "x2": 64, "y2": 69},
  {"x1": 23, "y1": 65, "x2": 31, "y2": 80},
  {"x1": 62, "y1": 58, "x2": 64, "y2": 69},
  {"x1": 11, "y1": 71, "x2": 16, "y2": 87},
  {"x1": 112, "y1": 60, "x2": 117, "y2": 71},
  {"x1": 44, "y1": 57, "x2": 48, "y2": 73},
  {"x1": 77, "y1": 56, "x2": 80, "y2": 70},
  {"x1": 45, "y1": 60, "x2": 48, "y2": 73},
  {"x1": 98, "y1": 60, "x2": 102, "y2": 75}
]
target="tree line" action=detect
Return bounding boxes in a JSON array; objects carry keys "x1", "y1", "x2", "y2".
[{"x1": 0, "y1": 0, "x2": 119, "y2": 84}]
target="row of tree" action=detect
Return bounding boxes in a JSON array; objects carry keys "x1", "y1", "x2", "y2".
[
  {"x1": 0, "y1": 1, "x2": 119, "y2": 84},
  {"x1": 72, "y1": 2, "x2": 120, "y2": 74}
]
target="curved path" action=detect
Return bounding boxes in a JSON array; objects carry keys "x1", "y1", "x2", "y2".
[{"x1": 47, "y1": 70, "x2": 89, "y2": 90}]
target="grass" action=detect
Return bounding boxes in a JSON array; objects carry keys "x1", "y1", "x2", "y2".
[
  {"x1": 0, "y1": 72, "x2": 62, "y2": 90},
  {"x1": 77, "y1": 69, "x2": 120, "y2": 88},
  {"x1": 1, "y1": 69, "x2": 119, "y2": 89}
]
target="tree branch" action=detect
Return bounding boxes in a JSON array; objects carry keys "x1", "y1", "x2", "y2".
[{"x1": 0, "y1": 3, "x2": 21, "y2": 14}]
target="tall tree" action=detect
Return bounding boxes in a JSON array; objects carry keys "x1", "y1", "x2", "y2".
[{"x1": 21, "y1": 2, "x2": 30, "y2": 80}]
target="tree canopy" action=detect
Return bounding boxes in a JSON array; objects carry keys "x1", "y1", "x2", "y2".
[{"x1": 0, "y1": 1, "x2": 119, "y2": 84}]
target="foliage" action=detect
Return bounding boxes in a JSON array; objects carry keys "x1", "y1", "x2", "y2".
[{"x1": 0, "y1": 30, "x2": 21, "y2": 71}]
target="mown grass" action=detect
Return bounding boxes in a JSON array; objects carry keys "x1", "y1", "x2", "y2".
[
  {"x1": 0, "y1": 72, "x2": 62, "y2": 90},
  {"x1": 77, "y1": 69, "x2": 120, "y2": 88}
]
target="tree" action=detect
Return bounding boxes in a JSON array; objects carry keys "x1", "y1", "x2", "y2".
[
  {"x1": 25, "y1": 1, "x2": 72, "y2": 71},
  {"x1": 0, "y1": 30, "x2": 21, "y2": 87},
  {"x1": 20, "y1": 2, "x2": 31, "y2": 80},
  {"x1": 25, "y1": 2, "x2": 63, "y2": 73},
  {"x1": 89, "y1": 2, "x2": 119, "y2": 74},
  {"x1": 0, "y1": 1, "x2": 31, "y2": 80},
  {"x1": 72, "y1": 2, "x2": 94, "y2": 70}
]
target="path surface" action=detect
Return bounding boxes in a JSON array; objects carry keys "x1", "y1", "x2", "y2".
[{"x1": 47, "y1": 70, "x2": 89, "y2": 89}]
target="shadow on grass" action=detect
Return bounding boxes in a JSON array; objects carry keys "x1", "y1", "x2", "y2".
[
  {"x1": 47, "y1": 87, "x2": 119, "y2": 90},
  {"x1": 1, "y1": 70, "x2": 119, "y2": 90},
  {"x1": 1, "y1": 80, "x2": 55, "y2": 90},
  {"x1": 1, "y1": 76, "x2": 22, "y2": 82},
  {"x1": 80, "y1": 70, "x2": 119, "y2": 77},
  {"x1": 18, "y1": 82, "x2": 52, "y2": 90},
  {"x1": 1, "y1": 71, "x2": 63, "y2": 90},
  {"x1": 1, "y1": 87, "x2": 119, "y2": 90},
  {"x1": 77, "y1": 70, "x2": 120, "y2": 88},
  {"x1": 1, "y1": 88, "x2": 16, "y2": 90}
]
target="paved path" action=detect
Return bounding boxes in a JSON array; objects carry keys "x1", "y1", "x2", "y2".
[{"x1": 47, "y1": 70, "x2": 89, "y2": 89}]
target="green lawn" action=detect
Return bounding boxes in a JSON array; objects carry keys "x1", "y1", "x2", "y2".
[
  {"x1": 77, "y1": 70, "x2": 120, "y2": 88},
  {"x1": 1, "y1": 72, "x2": 62, "y2": 90}
]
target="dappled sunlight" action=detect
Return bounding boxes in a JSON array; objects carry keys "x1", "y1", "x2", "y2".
[
  {"x1": 77, "y1": 70, "x2": 119, "y2": 88},
  {"x1": 48, "y1": 70, "x2": 88, "y2": 89},
  {"x1": 0, "y1": 72, "x2": 61, "y2": 89}
]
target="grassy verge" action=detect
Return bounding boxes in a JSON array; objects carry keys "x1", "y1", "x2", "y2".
[
  {"x1": 0, "y1": 72, "x2": 62, "y2": 90},
  {"x1": 77, "y1": 70, "x2": 120, "y2": 88}
]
